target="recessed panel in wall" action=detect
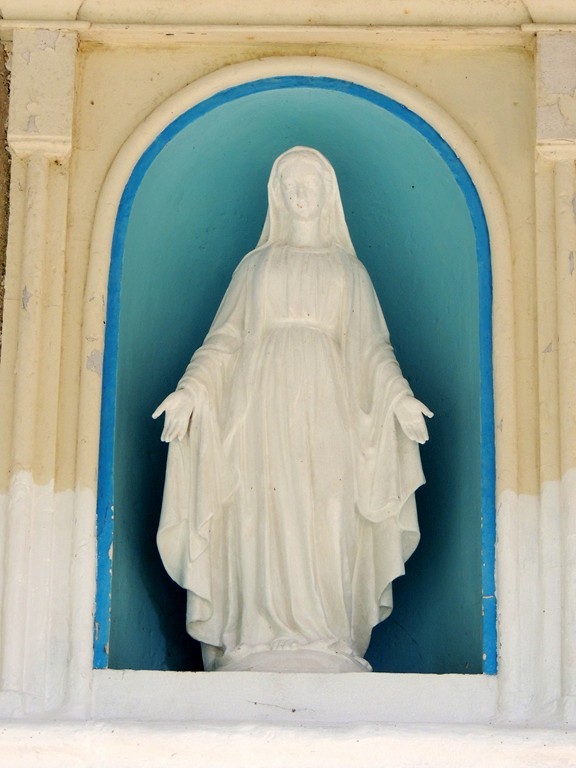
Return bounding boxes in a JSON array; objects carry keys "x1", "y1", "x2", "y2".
[{"x1": 95, "y1": 77, "x2": 493, "y2": 674}]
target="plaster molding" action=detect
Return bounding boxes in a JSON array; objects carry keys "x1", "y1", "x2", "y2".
[
  {"x1": 537, "y1": 144, "x2": 576, "y2": 160},
  {"x1": 77, "y1": 24, "x2": 528, "y2": 48},
  {"x1": 524, "y1": 1, "x2": 576, "y2": 25},
  {"x1": 0, "y1": 23, "x2": 534, "y2": 47},
  {"x1": 0, "y1": 0, "x2": 84, "y2": 21},
  {"x1": 8, "y1": 153, "x2": 50, "y2": 472},
  {"x1": 553, "y1": 164, "x2": 576, "y2": 710},
  {"x1": 14, "y1": 0, "x2": 533, "y2": 27},
  {"x1": 0, "y1": 0, "x2": 573, "y2": 36},
  {"x1": 536, "y1": 31, "x2": 576, "y2": 145},
  {"x1": 7, "y1": 28, "x2": 77, "y2": 159},
  {"x1": 533, "y1": 142, "x2": 576, "y2": 720},
  {"x1": 0, "y1": 26, "x2": 79, "y2": 714},
  {"x1": 3, "y1": 27, "x2": 77, "y2": 476},
  {"x1": 3, "y1": 28, "x2": 77, "y2": 478}
]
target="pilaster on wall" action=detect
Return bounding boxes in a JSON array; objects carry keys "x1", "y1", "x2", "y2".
[
  {"x1": 535, "y1": 31, "x2": 576, "y2": 723},
  {"x1": 0, "y1": 46, "x2": 10, "y2": 349},
  {"x1": 0, "y1": 27, "x2": 77, "y2": 715}
]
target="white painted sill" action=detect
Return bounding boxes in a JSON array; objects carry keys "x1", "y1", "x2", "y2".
[{"x1": 91, "y1": 670, "x2": 498, "y2": 724}]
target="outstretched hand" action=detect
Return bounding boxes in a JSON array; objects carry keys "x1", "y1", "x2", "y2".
[
  {"x1": 152, "y1": 389, "x2": 195, "y2": 442},
  {"x1": 394, "y1": 396, "x2": 433, "y2": 444}
]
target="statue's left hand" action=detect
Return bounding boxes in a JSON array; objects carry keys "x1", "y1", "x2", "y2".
[{"x1": 394, "y1": 396, "x2": 433, "y2": 444}]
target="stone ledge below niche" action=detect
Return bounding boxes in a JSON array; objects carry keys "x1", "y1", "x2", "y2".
[{"x1": 91, "y1": 669, "x2": 497, "y2": 724}]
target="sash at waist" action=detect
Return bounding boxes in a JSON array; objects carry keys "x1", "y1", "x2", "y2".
[{"x1": 266, "y1": 318, "x2": 338, "y2": 341}]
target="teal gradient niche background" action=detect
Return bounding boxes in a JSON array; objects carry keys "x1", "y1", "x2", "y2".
[{"x1": 100, "y1": 79, "x2": 491, "y2": 673}]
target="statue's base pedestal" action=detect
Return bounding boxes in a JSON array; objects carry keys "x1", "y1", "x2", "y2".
[{"x1": 216, "y1": 649, "x2": 372, "y2": 673}]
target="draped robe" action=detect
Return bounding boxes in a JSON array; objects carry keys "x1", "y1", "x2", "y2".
[{"x1": 157, "y1": 242, "x2": 424, "y2": 670}]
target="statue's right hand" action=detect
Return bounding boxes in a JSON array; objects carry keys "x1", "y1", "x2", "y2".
[{"x1": 152, "y1": 389, "x2": 195, "y2": 442}]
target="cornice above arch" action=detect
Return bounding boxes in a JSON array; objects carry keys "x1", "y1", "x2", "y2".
[{"x1": 0, "y1": 0, "x2": 532, "y2": 26}]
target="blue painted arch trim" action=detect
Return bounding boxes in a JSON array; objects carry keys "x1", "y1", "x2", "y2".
[{"x1": 94, "y1": 75, "x2": 496, "y2": 674}]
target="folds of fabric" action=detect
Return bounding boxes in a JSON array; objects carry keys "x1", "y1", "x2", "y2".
[{"x1": 157, "y1": 243, "x2": 424, "y2": 665}]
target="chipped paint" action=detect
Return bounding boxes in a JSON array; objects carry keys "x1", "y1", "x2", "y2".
[
  {"x1": 36, "y1": 29, "x2": 61, "y2": 52},
  {"x1": 7, "y1": 28, "x2": 76, "y2": 158},
  {"x1": 25, "y1": 115, "x2": 39, "y2": 134},
  {"x1": 537, "y1": 34, "x2": 576, "y2": 142},
  {"x1": 21, "y1": 285, "x2": 31, "y2": 310},
  {"x1": 86, "y1": 348, "x2": 103, "y2": 376}
]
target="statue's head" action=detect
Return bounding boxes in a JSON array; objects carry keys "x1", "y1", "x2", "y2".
[
  {"x1": 276, "y1": 150, "x2": 330, "y2": 224},
  {"x1": 257, "y1": 146, "x2": 355, "y2": 255}
]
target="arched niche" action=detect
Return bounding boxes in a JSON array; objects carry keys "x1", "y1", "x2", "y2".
[{"x1": 93, "y1": 58, "x2": 500, "y2": 674}]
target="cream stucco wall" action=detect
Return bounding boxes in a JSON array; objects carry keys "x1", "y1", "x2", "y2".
[{"x1": 0, "y1": 5, "x2": 575, "y2": 765}]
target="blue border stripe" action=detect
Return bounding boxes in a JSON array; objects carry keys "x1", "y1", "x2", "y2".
[
  {"x1": 95, "y1": 75, "x2": 497, "y2": 673},
  {"x1": 93, "y1": 212, "x2": 125, "y2": 668}
]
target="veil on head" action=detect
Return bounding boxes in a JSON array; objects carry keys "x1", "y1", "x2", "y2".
[{"x1": 256, "y1": 146, "x2": 356, "y2": 256}]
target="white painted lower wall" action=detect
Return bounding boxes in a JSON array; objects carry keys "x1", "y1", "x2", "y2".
[
  {"x1": 1, "y1": 471, "x2": 575, "y2": 765},
  {"x1": 0, "y1": 721, "x2": 575, "y2": 768},
  {"x1": 0, "y1": 474, "x2": 95, "y2": 720}
]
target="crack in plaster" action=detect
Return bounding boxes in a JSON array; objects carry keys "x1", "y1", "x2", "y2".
[
  {"x1": 249, "y1": 699, "x2": 312, "y2": 714},
  {"x1": 518, "y1": 1, "x2": 535, "y2": 23},
  {"x1": 558, "y1": 92, "x2": 576, "y2": 127}
]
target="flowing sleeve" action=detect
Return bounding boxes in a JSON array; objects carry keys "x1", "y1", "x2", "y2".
[
  {"x1": 156, "y1": 257, "x2": 251, "y2": 622},
  {"x1": 346, "y1": 260, "x2": 425, "y2": 527},
  {"x1": 176, "y1": 257, "x2": 250, "y2": 407}
]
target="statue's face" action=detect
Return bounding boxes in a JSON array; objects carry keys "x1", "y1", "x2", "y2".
[{"x1": 279, "y1": 158, "x2": 326, "y2": 221}]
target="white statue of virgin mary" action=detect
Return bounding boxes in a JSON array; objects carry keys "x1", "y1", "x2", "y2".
[{"x1": 153, "y1": 146, "x2": 432, "y2": 673}]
